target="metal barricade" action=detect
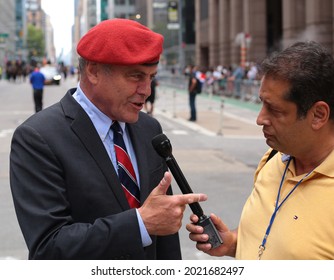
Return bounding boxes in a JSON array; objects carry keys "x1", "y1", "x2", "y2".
[
  {"x1": 157, "y1": 71, "x2": 261, "y2": 104},
  {"x1": 221, "y1": 79, "x2": 261, "y2": 103}
]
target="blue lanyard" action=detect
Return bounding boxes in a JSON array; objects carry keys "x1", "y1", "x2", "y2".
[{"x1": 258, "y1": 156, "x2": 314, "y2": 259}]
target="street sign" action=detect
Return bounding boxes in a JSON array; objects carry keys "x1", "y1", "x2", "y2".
[
  {"x1": 0, "y1": 33, "x2": 9, "y2": 38},
  {"x1": 168, "y1": 1, "x2": 178, "y2": 23}
]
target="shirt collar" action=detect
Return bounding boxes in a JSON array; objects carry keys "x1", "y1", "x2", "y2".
[
  {"x1": 73, "y1": 84, "x2": 112, "y2": 141},
  {"x1": 313, "y1": 149, "x2": 334, "y2": 178},
  {"x1": 281, "y1": 150, "x2": 334, "y2": 178}
]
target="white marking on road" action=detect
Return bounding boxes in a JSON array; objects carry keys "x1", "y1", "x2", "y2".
[
  {"x1": 156, "y1": 109, "x2": 217, "y2": 137},
  {"x1": 0, "y1": 110, "x2": 32, "y2": 115},
  {"x1": 0, "y1": 128, "x2": 15, "y2": 138},
  {"x1": 223, "y1": 111, "x2": 258, "y2": 126},
  {"x1": 0, "y1": 256, "x2": 19, "y2": 260},
  {"x1": 172, "y1": 130, "x2": 188, "y2": 135}
]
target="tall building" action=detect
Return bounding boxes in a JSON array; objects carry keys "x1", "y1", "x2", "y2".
[
  {"x1": 100, "y1": 0, "x2": 109, "y2": 21},
  {"x1": 72, "y1": 0, "x2": 98, "y2": 66},
  {"x1": 0, "y1": 0, "x2": 24, "y2": 64},
  {"x1": 15, "y1": 0, "x2": 26, "y2": 60},
  {"x1": 109, "y1": 0, "x2": 136, "y2": 19},
  {"x1": 135, "y1": 0, "x2": 196, "y2": 69},
  {"x1": 26, "y1": 0, "x2": 56, "y2": 63},
  {"x1": 0, "y1": 0, "x2": 15, "y2": 65},
  {"x1": 26, "y1": 0, "x2": 44, "y2": 29},
  {"x1": 195, "y1": 0, "x2": 334, "y2": 69},
  {"x1": 44, "y1": 14, "x2": 56, "y2": 63}
]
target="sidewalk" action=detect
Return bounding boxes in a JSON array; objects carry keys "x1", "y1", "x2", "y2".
[{"x1": 154, "y1": 85, "x2": 264, "y2": 138}]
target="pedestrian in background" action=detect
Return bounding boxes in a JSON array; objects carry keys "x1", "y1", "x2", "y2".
[
  {"x1": 187, "y1": 41, "x2": 334, "y2": 260},
  {"x1": 29, "y1": 65, "x2": 45, "y2": 112},
  {"x1": 144, "y1": 76, "x2": 158, "y2": 115},
  {"x1": 228, "y1": 64, "x2": 245, "y2": 99},
  {"x1": 188, "y1": 65, "x2": 202, "y2": 121},
  {"x1": 10, "y1": 18, "x2": 206, "y2": 260}
]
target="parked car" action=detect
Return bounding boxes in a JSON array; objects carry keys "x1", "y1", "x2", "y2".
[{"x1": 40, "y1": 65, "x2": 62, "y2": 85}]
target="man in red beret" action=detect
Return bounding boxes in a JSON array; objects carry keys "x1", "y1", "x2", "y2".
[{"x1": 10, "y1": 18, "x2": 207, "y2": 260}]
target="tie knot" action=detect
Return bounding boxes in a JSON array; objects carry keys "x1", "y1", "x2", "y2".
[{"x1": 111, "y1": 121, "x2": 122, "y2": 135}]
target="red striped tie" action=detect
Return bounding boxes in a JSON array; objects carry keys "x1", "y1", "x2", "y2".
[{"x1": 111, "y1": 121, "x2": 140, "y2": 208}]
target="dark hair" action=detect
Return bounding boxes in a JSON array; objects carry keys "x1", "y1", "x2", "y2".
[{"x1": 259, "y1": 41, "x2": 334, "y2": 119}]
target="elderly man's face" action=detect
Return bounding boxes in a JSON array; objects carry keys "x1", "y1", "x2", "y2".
[{"x1": 87, "y1": 63, "x2": 158, "y2": 123}]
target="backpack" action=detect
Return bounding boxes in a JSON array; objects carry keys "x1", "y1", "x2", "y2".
[{"x1": 195, "y1": 78, "x2": 203, "y2": 94}]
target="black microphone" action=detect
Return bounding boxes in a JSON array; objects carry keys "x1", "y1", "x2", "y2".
[{"x1": 152, "y1": 133, "x2": 223, "y2": 249}]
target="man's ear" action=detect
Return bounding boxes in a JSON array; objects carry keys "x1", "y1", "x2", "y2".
[
  {"x1": 85, "y1": 62, "x2": 99, "y2": 84},
  {"x1": 310, "y1": 101, "x2": 330, "y2": 130}
]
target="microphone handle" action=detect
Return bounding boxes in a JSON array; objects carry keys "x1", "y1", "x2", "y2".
[{"x1": 165, "y1": 156, "x2": 204, "y2": 217}]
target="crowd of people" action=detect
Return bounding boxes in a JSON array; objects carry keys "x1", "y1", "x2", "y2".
[
  {"x1": 183, "y1": 62, "x2": 260, "y2": 100},
  {"x1": 180, "y1": 62, "x2": 260, "y2": 122},
  {"x1": 3, "y1": 60, "x2": 30, "y2": 82},
  {"x1": 0, "y1": 59, "x2": 76, "y2": 83}
]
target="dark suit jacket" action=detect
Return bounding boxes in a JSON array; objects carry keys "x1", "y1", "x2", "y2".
[{"x1": 9, "y1": 89, "x2": 181, "y2": 260}]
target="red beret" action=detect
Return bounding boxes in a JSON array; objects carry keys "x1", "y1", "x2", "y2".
[{"x1": 77, "y1": 18, "x2": 164, "y2": 65}]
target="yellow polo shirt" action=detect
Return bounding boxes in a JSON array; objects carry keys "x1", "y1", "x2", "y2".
[{"x1": 236, "y1": 148, "x2": 334, "y2": 259}]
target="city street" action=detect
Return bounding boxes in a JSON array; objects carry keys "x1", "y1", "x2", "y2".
[{"x1": 0, "y1": 75, "x2": 268, "y2": 260}]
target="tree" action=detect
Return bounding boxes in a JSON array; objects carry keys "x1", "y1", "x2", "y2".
[{"x1": 26, "y1": 24, "x2": 45, "y2": 65}]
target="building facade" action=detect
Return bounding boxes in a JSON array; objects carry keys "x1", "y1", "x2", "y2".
[
  {"x1": 0, "y1": 0, "x2": 15, "y2": 65},
  {"x1": 195, "y1": 0, "x2": 334, "y2": 69}
]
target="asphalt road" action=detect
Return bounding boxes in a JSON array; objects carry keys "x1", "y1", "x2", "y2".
[{"x1": 0, "y1": 75, "x2": 268, "y2": 260}]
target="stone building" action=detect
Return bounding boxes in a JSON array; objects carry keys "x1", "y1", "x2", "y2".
[{"x1": 195, "y1": 0, "x2": 334, "y2": 69}]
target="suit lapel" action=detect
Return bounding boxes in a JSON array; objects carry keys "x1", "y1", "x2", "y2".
[{"x1": 60, "y1": 91, "x2": 130, "y2": 210}]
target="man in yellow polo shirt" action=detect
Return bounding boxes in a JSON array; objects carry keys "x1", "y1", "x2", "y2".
[{"x1": 186, "y1": 41, "x2": 334, "y2": 260}]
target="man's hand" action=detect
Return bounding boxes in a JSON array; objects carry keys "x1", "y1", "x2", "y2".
[
  {"x1": 138, "y1": 171, "x2": 207, "y2": 236},
  {"x1": 186, "y1": 213, "x2": 238, "y2": 257}
]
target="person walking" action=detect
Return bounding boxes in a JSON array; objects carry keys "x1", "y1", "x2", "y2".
[
  {"x1": 10, "y1": 18, "x2": 206, "y2": 260},
  {"x1": 29, "y1": 65, "x2": 45, "y2": 112}
]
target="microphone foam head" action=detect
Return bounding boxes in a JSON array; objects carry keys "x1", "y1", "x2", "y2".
[{"x1": 151, "y1": 133, "x2": 172, "y2": 158}]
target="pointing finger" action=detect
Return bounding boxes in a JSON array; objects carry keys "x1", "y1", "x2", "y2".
[{"x1": 177, "y1": 193, "x2": 208, "y2": 205}]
